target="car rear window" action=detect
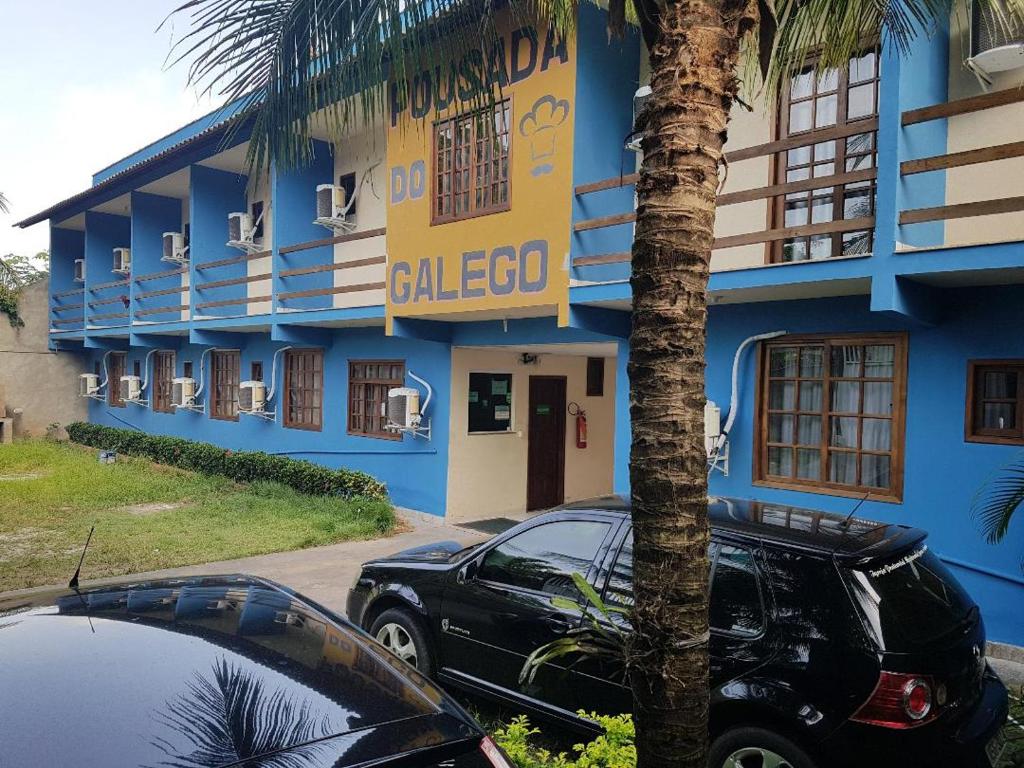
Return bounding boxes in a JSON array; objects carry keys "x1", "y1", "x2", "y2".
[{"x1": 845, "y1": 545, "x2": 975, "y2": 649}]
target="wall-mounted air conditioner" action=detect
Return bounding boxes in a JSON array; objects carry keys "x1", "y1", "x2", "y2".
[
  {"x1": 387, "y1": 386, "x2": 421, "y2": 430},
  {"x1": 79, "y1": 373, "x2": 100, "y2": 397},
  {"x1": 626, "y1": 85, "x2": 652, "y2": 152},
  {"x1": 239, "y1": 380, "x2": 266, "y2": 413},
  {"x1": 172, "y1": 377, "x2": 196, "y2": 408},
  {"x1": 162, "y1": 232, "x2": 189, "y2": 264},
  {"x1": 113, "y1": 248, "x2": 131, "y2": 275},
  {"x1": 314, "y1": 183, "x2": 357, "y2": 234},
  {"x1": 227, "y1": 212, "x2": 262, "y2": 254},
  {"x1": 120, "y1": 375, "x2": 142, "y2": 403},
  {"x1": 968, "y1": 0, "x2": 1024, "y2": 77},
  {"x1": 73, "y1": 259, "x2": 85, "y2": 283}
]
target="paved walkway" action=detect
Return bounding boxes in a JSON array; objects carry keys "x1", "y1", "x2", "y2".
[{"x1": 2, "y1": 513, "x2": 488, "y2": 617}]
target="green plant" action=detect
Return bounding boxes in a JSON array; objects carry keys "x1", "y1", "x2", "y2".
[
  {"x1": 520, "y1": 572, "x2": 628, "y2": 686},
  {"x1": 0, "y1": 286, "x2": 23, "y2": 328},
  {"x1": 0, "y1": 252, "x2": 48, "y2": 327},
  {"x1": 65, "y1": 422, "x2": 389, "y2": 501},
  {"x1": 493, "y1": 714, "x2": 636, "y2": 768},
  {"x1": 970, "y1": 450, "x2": 1024, "y2": 569}
]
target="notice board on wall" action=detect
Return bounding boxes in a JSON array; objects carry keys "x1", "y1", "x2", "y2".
[{"x1": 468, "y1": 372, "x2": 513, "y2": 433}]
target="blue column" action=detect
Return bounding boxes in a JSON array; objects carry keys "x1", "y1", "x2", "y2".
[
  {"x1": 613, "y1": 338, "x2": 631, "y2": 497},
  {"x1": 190, "y1": 164, "x2": 249, "y2": 318},
  {"x1": 131, "y1": 192, "x2": 184, "y2": 324}
]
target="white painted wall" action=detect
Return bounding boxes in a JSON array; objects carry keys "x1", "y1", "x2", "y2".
[
  {"x1": 941, "y1": 3, "x2": 1024, "y2": 247},
  {"x1": 332, "y1": 129, "x2": 388, "y2": 309},
  {"x1": 445, "y1": 348, "x2": 616, "y2": 522},
  {"x1": 248, "y1": 171, "x2": 273, "y2": 315}
]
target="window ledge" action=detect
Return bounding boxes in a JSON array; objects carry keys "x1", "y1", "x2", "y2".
[{"x1": 752, "y1": 479, "x2": 901, "y2": 504}]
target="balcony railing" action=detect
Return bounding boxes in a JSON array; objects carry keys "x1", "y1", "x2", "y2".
[
  {"x1": 85, "y1": 277, "x2": 131, "y2": 328},
  {"x1": 192, "y1": 248, "x2": 272, "y2": 318},
  {"x1": 899, "y1": 87, "x2": 1024, "y2": 233},
  {"x1": 276, "y1": 227, "x2": 386, "y2": 312},
  {"x1": 133, "y1": 266, "x2": 189, "y2": 323},
  {"x1": 50, "y1": 286, "x2": 85, "y2": 331},
  {"x1": 572, "y1": 119, "x2": 879, "y2": 277}
]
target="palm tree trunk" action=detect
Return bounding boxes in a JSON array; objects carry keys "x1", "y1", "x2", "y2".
[{"x1": 628, "y1": 1, "x2": 756, "y2": 767}]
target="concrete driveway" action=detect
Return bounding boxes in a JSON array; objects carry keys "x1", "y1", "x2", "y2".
[{"x1": 0, "y1": 513, "x2": 489, "y2": 618}]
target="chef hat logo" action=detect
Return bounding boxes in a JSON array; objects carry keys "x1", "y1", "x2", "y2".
[{"x1": 518, "y1": 94, "x2": 570, "y2": 176}]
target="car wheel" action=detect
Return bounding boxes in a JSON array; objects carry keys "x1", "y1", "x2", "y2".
[
  {"x1": 709, "y1": 726, "x2": 818, "y2": 768},
  {"x1": 369, "y1": 608, "x2": 435, "y2": 677}
]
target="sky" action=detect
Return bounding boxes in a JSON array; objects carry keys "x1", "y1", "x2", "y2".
[{"x1": 0, "y1": 1, "x2": 218, "y2": 257}]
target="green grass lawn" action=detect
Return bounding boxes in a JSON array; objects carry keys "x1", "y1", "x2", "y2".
[
  {"x1": 1005, "y1": 686, "x2": 1024, "y2": 768},
  {"x1": 0, "y1": 439, "x2": 395, "y2": 592}
]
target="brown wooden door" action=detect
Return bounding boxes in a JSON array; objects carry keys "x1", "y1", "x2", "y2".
[{"x1": 527, "y1": 376, "x2": 567, "y2": 511}]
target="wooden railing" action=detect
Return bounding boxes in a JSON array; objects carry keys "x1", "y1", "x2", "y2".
[
  {"x1": 572, "y1": 120, "x2": 879, "y2": 269},
  {"x1": 899, "y1": 88, "x2": 1024, "y2": 228},
  {"x1": 50, "y1": 287, "x2": 85, "y2": 331},
  {"x1": 277, "y1": 227, "x2": 387, "y2": 309}
]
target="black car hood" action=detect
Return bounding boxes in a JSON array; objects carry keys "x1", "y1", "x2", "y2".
[
  {"x1": 0, "y1": 575, "x2": 478, "y2": 768},
  {"x1": 372, "y1": 540, "x2": 472, "y2": 564}
]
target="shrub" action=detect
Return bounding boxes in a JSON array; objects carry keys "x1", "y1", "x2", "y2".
[
  {"x1": 492, "y1": 714, "x2": 636, "y2": 768},
  {"x1": 65, "y1": 422, "x2": 389, "y2": 501}
]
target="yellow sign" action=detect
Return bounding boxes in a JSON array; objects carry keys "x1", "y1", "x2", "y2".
[{"x1": 385, "y1": 14, "x2": 576, "y2": 331}]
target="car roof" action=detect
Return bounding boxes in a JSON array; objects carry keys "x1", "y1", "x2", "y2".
[
  {"x1": 557, "y1": 495, "x2": 926, "y2": 560},
  {"x1": 0, "y1": 575, "x2": 479, "y2": 767}
]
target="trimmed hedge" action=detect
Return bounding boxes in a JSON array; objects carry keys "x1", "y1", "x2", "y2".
[{"x1": 66, "y1": 422, "x2": 389, "y2": 501}]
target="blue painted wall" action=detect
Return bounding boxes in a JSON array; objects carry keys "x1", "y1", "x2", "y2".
[
  {"x1": 190, "y1": 165, "x2": 250, "y2": 318},
  {"x1": 87, "y1": 326, "x2": 453, "y2": 515},
  {"x1": 570, "y1": 3, "x2": 640, "y2": 287},
  {"x1": 84, "y1": 212, "x2": 131, "y2": 329},
  {"x1": 130, "y1": 192, "x2": 185, "y2": 323},
  {"x1": 50, "y1": 227, "x2": 86, "y2": 338},
  {"x1": 273, "y1": 141, "x2": 336, "y2": 311},
  {"x1": 691, "y1": 289, "x2": 1024, "y2": 644}
]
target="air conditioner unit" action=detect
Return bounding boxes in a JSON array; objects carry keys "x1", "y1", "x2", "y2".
[
  {"x1": 314, "y1": 183, "x2": 357, "y2": 233},
  {"x1": 227, "y1": 212, "x2": 262, "y2": 253},
  {"x1": 704, "y1": 400, "x2": 722, "y2": 457},
  {"x1": 79, "y1": 373, "x2": 100, "y2": 397},
  {"x1": 74, "y1": 259, "x2": 85, "y2": 283},
  {"x1": 387, "y1": 386, "x2": 421, "y2": 429},
  {"x1": 113, "y1": 248, "x2": 131, "y2": 275},
  {"x1": 626, "y1": 85, "x2": 652, "y2": 152},
  {"x1": 120, "y1": 375, "x2": 142, "y2": 402},
  {"x1": 239, "y1": 380, "x2": 266, "y2": 413},
  {"x1": 172, "y1": 377, "x2": 196, "y2": 408},
  {"x1": 162, "y1": 232, "x2": 189, "y2": 264},
  {"x1": 969, "y1": 0, "x2": 1024, "y2": 74}
]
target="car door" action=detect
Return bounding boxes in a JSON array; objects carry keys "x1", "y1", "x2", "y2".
[{"x1": 438, "y1": 515, "x2": 619, "y2": 712}]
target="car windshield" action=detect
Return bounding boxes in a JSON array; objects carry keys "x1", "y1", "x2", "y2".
[{"x1": 845, "y1": 545, "x2": 975, "y2": 650}]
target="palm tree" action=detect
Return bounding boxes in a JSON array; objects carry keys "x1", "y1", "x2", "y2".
[
  {"x1": 167, "y1": 2, "x2": 1017, "y2": 766},
  {"x1": 0, "y1": 192, "x2": 9, "y2": 214}
]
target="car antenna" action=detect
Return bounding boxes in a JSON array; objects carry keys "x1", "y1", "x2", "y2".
[
  {"x1": 839, "y1": 493, "x2": 871, "y2": 530},
  {"x1": 68, "y1": 525, "x2": 95, "y2": 590}
]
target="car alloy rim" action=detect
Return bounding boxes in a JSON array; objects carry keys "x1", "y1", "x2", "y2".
[
  {"x1": 376, "y1": 622, "x2": 418, "y2": 667},
  {"x1": 722, "y1": 747, "x2": 794, "y2": 768}
]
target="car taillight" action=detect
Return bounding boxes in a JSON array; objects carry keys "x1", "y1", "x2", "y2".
[
  {"x1": 850, "y1": 672, "x2": 940, "y2": 729},
  {"x1": 479, "y1": 737, "x2": 515, "y2": 768}
]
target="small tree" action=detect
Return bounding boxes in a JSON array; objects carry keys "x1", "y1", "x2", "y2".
[{"x1": 0, "y1": 252, "x2": 49, "y2": 328}]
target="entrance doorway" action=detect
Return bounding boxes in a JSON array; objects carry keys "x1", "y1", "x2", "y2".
[{"x1": 527, "y1": 375, "x2": 567, "y2": 511}]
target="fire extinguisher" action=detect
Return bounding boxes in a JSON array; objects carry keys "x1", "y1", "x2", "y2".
[{"x1": 568, "y1": 401, "x2": 587, "y2": 449}]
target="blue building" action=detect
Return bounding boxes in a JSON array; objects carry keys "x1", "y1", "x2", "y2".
[{"x1": 17, "y1": 6, "x2": 1024, "y2": 644}]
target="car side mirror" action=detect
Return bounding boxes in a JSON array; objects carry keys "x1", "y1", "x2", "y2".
[{"x1": 458, "y1": 558, "x2": 481, "y2": 584}]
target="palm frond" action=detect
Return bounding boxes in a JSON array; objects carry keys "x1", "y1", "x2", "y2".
[
  {"x1": 971, "y1": 451, "x2": 1024, "y2": 545},
  {"x1": 148, "y1": 657, "x2": 335, "y2": 768},
  {"x1": 0, "y1": 192, "x2": 8, "y2": 214},
  {"x1": 165, "y1": 0, "x2": 589, "y2": 176},
  {"x1": 762, "y1": 0, "x2": 1024, "y2": 101}
]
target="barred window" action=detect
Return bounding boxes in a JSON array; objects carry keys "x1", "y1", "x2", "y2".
[
  {"x1": 210, "y1": 350, "x2": 240, "y2": 421},
  {"x1": 348, "y1": 360, "x2": 404, "y2": 439},
  {"x1": 284, "y1": 349, "x2": 323, "y2": 431},
  {"x1": 433, "y1": 100, "x2": 511, "y2": 224},
  {"x1": 153, "y1": 351, "x2": 175, "y2": 413},
  {"x1": 757, "y1": 334, "x2": 906, "y2": 499}
]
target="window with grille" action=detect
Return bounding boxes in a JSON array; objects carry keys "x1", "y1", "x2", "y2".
[
  {"x1": 284, "y1": 349, "x2": 324, "y2": 431},
  {"x1": 348, "y1": 360, "x2": 404, "y2": 439},
  {"x1": 757, "y1": 335, "x2": 905, "y2": 499},
  {"x1": 108, "y1": 352, "x2": 126, "y2": 408},
  {"x1": 433, "y1": 100, "x2": 511, "y2": 224},
  {"x1": 772, "y1": 49, "x2": 879, "y2": 263},
  {"x1": 153, "y1": 351, "x2": 175, "y2": 413},
  {"x1": 210, "y1": 350, "x2": 240, "y2": 421},
  {"x1": 966, "y1": 361, "x2": 1024, "y2": 445}
]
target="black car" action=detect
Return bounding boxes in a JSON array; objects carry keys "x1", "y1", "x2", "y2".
[
  {"x1": 0, "y1": 574, "x2": 514, "y2": 768},
  {"x1": 347, "y1": 497, "x2": 1009, "y2": 768}
]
